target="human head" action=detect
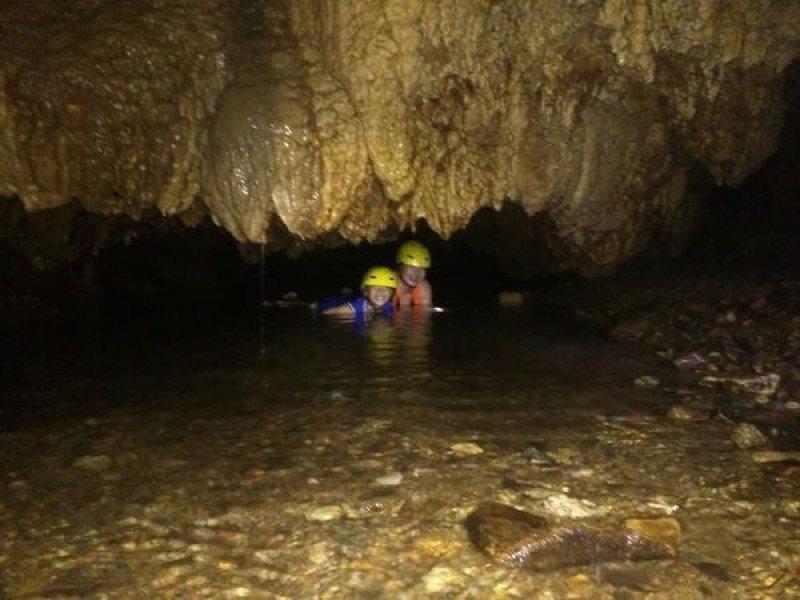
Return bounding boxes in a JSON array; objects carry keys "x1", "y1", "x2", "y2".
[
  {"x1": 396, "y1": 241, "x2": 431, "y2": 287},
  {"x1": 361, "y1": 266, "x2": 397, "y2": 308}
]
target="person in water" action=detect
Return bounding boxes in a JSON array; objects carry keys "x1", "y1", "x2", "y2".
[
  {"x1": 321, "y1": 266, "x2": 397, "y2": 318},
  {"x1": 394, "y1": 241, "x2": 433, "y2": 309}
]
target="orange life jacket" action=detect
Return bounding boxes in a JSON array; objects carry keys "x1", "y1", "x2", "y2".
[{"x1": 394, "y1": 282, "x2": 426, "y2": 308}]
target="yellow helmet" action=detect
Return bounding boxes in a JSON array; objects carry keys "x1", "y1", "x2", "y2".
[
  {"x1": 396, "y1": 241, "x2": 431, "y2": 268},
  {"x1": 361, "y1": 266, "x2": 398, "y2": 289}
]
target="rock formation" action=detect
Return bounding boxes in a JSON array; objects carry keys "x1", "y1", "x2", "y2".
[{"x1": 1, "y1": 1, "x2": 799, "y2": 273}]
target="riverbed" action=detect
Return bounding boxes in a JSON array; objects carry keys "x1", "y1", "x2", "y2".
[{"x1": 1, "y1": 305, "x2": 798, "y2": 598}]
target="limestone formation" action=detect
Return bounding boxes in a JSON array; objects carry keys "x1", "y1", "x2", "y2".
[{"x1": 1, "y1": 1, "x2": 799, "y2": 273}]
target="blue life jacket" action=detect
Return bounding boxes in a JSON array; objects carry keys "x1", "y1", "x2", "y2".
[
  {"x1": 318, "y1": 296, "x2": 393, "y2": 319},
  {"x1": 349, "y1": 296, "x2": 393, "y2": 319}
]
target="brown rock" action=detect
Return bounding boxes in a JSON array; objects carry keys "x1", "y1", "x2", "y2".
[
  {"x1": 732, "y1": 423, "x2": 768, "y2": 449},
  {"x1": 464, "y1": 502, "x2": 674, "y2": 571},
  {"x1": 414, "y1": 536, "x2": 465, "y2": 560},
  {"x1": 624, "y1": 517, "x2": 681, "y2": 550},
  {"x1": 752, "y1": 451, "x2": 800, "y2": 464},
  {"x1": 565, "y1": 573, "x2": 591, "y2": 596},
  {"x1": 610, "y1": 318, "x2": 651, "y2": 341},
  {"x1": 667, "y1": 406, "x2": 710, "y2": 422}
]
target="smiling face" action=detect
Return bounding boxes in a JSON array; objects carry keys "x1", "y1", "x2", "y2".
[
  {"x1": 365, "y1": 285, "x2": 392, "y2": 308},
  {"x1": 399, "y1": 264, "x2": 426, "y2": 287}
]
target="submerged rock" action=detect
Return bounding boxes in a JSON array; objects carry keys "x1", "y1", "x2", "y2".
[
  {"x1": 732, "y1": 423, "x2": 768, "y2": 449},
  {"x1": 450, "y1": 442, "x2": 484, "y2": 457},
  {"x1": 690, "y1": 561, "x2": 732, "y2": 582},
  {"x1": 421, "y1": 566, "x2": 467, "y2": 594},
  {"x1": 541, "y1": 494, "x2": 606, "y2": 519},
  {"x1": 72, "y1": 455, "x2": 112, "y2": 471},
  {"x1": 673, "y1": 353, "x2": 707, "y2": 371},
  {"x1": 624, "y1": 517, "x2": 681, "y2": 550},
  {"x1": 732, "y1": 374, "x2": 781, "y2": 397},
  {"x1": 521, "y1": 445, "x2": 558, "y2": 467},
  {"x1": 304, "y1": 505, "x2": 343, "y2": 522},
  {"x1": 374, "y1": 471, "x2": 403, "y2": 486},
  {"x1": 464, "y1": 502, "x2": 674, "y2": 571},
  {"x1": 634, "y1": 375, "x2": 660, "y2": 388},
  {"x1": 751, "y1": 451, "x2": 800, "y2": 464},
  {"x1": 610, "y1": 318, "x2": 652, "y2": 341},
  {"x1": 667, "y1": 405, "x2": 710, "y2": 422}
]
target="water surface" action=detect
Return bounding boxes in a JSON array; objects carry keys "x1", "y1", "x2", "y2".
[{"x1": 1, "y1": 306, "x2": 797, "y2": 597}]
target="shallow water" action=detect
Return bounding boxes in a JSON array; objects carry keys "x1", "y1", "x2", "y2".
[{"x1": 1, "y1": 306, "x2": 798, "y2": 598}]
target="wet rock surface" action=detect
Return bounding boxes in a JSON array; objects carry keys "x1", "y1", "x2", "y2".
[
  {"x1": 548, "y1": 271, "x2": 800, "y2": 448},
  {"x1": 1, "y1": 307, "x2": 799, "y2": 597},
  {"x1": 465, "y1": 502, "x2": 674, "y2": 570},
  {"x1": 2, "y1": 2, "x2": 799, "y2": 271}
]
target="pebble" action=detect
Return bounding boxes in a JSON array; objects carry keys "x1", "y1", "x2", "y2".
[
  {"x1": 780, "y1": 500, "x2": 800, "y2": 517},
  {"x1": 549, "y1": 447, "x2": 580, "y2": 465},
  {"x1": 152, "y1": 565, "x2": 191, "y2": 588},
  {"x1": 522, "y1": 446, "x2": 558, "y2": 467},
  {"x1": 542, "y1": 493, "x2": 603, "y2": 519},
  {"x1": 155, "y1": 550, "x2": 190, "y2": 563},
  {"x1": 673, "y1": 353, "x2": 707, "y2": 370},
  {"x1": 566, "y1": 573, "x2": 591, "y2": 595},
  {"x1": 609, "y1": 318, "x2": 651, "y2": 341},
  {"x1": 217, "y1": 530, "x2": 248, "y2": 547},
  {"x1": 732, "y1": 373, "x2": 780, "y2": 396},
  {"x1": 570, "y1": 468, "x2": 594, "y2": 478},
  {"x1": 667, "y1": 405, "x2": 709, "y2": 421},
  {"x1": 624, "y1": 517, "x2": 681, "y2": 549},
  {"x1": 646, "y1": 499, "x2": 680, "y2": 514},
  {"x1": 414, "y1": 536, "x2": 464, "y2": 559},
  {"x1": 634, "y1": 375, "x2": 660, "y2": 388},
  {"x1": 732, "y1": 423, "x2": 768, "y2": 449},
  {"x1": 191, "y1": 527, "x2": 216, "y2": 541},
  {"x1": 305, "y1": 505, "x2": 344, "y2": 522},
  {"x1": 72, "y1": 454, "x2": 112, "y2": 470},
  {"x1": 498, "y1": 291, "x2": 525, "y2": 307},
  {"x1": 751, "y1": 451, "x2": 800, "y2": 463},
  {"x1": 450, "y1": 442, "x2": 484, "y2": 456},
  {"x1": 374, "y1": 471, "x2": 403, "y2": 486},
  {"x1": 244, "y1": 468, "x2": 266, "y2": 480},
  {"x1": 308, "y1": 541, "x2": 336, "y2": 565},
  {"x1": 422, "y1": 566, "x2": 466, "y2": 594}
]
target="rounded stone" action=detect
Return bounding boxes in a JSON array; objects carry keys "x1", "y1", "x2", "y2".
[{"x1": 305, "y1": 505, "x2": 344, "y2": 522}]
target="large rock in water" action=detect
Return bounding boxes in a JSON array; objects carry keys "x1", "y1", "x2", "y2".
[
  {"x1": 465, "y1": 502, "x2": 674, "y2": 570},
  {"x1": 1, "y1": 1, "x2": 799, "y2": 273}
]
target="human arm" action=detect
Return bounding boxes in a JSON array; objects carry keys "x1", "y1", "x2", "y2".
[
  {"x1": 321, "y1": 302, "x2": 355, "y2": 316},
  {"x1": 417, "y1": 280, "x2": 433, "y2": 307}
]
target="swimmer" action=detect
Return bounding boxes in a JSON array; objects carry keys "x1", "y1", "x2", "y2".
[
  {"x1": 394, "y1": 241, "x2": 433, "y2": 309},
  {"x1": 321, "y1": 266, "x2": 397, "y2": 318}
]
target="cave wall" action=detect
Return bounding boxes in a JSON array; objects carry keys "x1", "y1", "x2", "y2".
[{"x1": 1, "y1": 0, "x2": 799, "y2": 274}]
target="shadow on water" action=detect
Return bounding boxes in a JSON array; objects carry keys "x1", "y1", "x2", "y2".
[{"x1": 2, "y1": 300, "x2": 675, "y2": 432}]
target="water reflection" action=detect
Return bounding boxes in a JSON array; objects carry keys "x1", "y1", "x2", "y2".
[
  {"x1": 321, "y1": 308, "x2": 434, "y2": 387},
  {"x1": 6, "y1": 305, "x2": 665, "y2": 428}
]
